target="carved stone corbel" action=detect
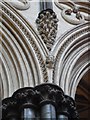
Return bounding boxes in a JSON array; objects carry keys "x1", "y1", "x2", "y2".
[{"x1": 46, "y1": 55, "x2": 55, "y2": 69}]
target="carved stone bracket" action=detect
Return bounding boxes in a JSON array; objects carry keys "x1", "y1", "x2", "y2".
[
  {"x1": 36, "y1": 9, "x2": 58, "y2": 51},
  {"x1": 46, "y1": 55, "x2": 55, "y2": 69},
  {"x1": 1, "y1": 83, "x2": 79, "y2": 119}
]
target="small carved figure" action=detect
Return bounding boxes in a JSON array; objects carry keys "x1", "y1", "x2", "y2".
[{"x1": 46, "y1": 55, "x2": 55, "y2": 68}]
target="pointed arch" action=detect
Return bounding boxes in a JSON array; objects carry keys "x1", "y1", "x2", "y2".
[
  {"x1": 0, "y1": 2, "x2": 48, "y2": 99},
  {"x1": 51, "y1": 22, "x2": 90, "y2": 99}
]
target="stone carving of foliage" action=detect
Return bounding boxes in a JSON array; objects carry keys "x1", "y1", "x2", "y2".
[{"x1": 36, "y1": 9, "x2": 58, "y2": 51}]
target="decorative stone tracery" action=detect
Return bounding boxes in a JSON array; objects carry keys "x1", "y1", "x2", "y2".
[
  {"x1": 61, "y1": 8, "x2": 85, "y2": 25},
  {"x1": 54, "y1": 0, "x2": 90, "y2": 24}
]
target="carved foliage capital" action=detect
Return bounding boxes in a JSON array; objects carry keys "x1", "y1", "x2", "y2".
[
  {"x1": 1, "y1": 84, "x2": 79, "y2": 119},
  {"x1": 65, "y1": 95, "x2": 79, "y2": 119},
  {"x1": 12, "y1": 88, "x2": 35, "y2": 105}
]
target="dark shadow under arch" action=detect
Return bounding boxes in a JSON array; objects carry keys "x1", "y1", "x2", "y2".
[{"x1": 75, "y1": 70, "x2": 90, "y2": 119}]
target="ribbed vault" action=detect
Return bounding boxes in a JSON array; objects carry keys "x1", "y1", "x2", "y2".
[{"x1": 0, "y1": 2, "x2": 48, "y2": 99}]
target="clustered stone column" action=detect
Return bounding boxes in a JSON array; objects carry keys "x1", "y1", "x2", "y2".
[{"x1": 1, "y1": 83, "x2": 79, "y2": 120}]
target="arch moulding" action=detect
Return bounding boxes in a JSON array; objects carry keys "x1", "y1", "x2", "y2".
[{"x1": 51, "y1": 22, "x2": 90, "y2": 99}]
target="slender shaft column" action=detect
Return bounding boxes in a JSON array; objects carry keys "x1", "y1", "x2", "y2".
[
  {"x1": 34, "y1": 84, "x2": 63, "y2": 119},
  {"x1": 21, "y1": 106, "x2": 36, "y2": 120},
  {"x1": 40, "y1": 103, "x2": 56, "y2": 119},
  {"x1": 58, "y1": 115, "x2": 68, "y2": 120},
  {"x1": 40, "y1": 0, "x2": 53, "y2": 11},
  {"x1": 12, "y1": 88, "x2": 36, "y2": 120},
  {"x1": 23, "y1": 108, "x2": 35, "y2": 118},
  {"x1": 57, "y1": 107, "x2": 69, "y2": 120}
]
